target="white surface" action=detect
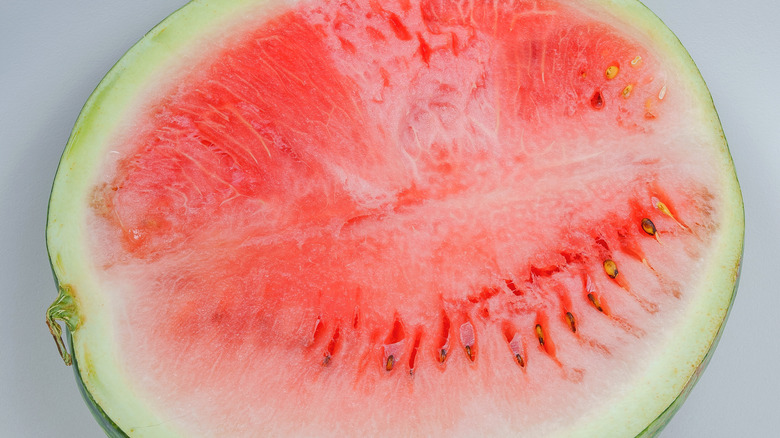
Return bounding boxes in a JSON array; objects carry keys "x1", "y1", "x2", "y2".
[{"x1": 1, "y1": 0, "x2": 777, "y2": 436}]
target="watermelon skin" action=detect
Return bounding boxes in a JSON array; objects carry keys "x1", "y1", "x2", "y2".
[{"x1": 45, "y1": 0, "x2": 744, "y2": 436}]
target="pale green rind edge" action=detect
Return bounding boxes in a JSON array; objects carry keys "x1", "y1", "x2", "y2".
[
  {"x1": 45, "y1": 0, "x2": 744, "y2": 436},
  {"x1": 635, "y1": 259, "x2": 742, "y2": 438},
  {"x1": 629, "y1": 0, "x2": 745, "y2": 434},
  {"x1": 70, "y1": 333, "x2": 130, "y2": 438}
]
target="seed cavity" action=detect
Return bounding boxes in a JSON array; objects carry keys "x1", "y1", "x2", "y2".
[
  {"x1": 311, "y1": 315, "x2": 325, "y2": 344},
  {"x1": 590, "y1": 90, "x2": 604, "y2": 110},
  {"x1": 585, "y1": 275, "x2": 606, "y2": 313},
  {"x1": 383, "y1": 340, "x2": 404, "y2": 372},
  {"x1": 507, "y1": 332, "x2": 525, "y2": 367},
  {"x1": 437, "y1": 313, "x2": 451, "y2": 364},
  {"x1": 605, "y1": 65, "x2": 619, "y2": 79},
  {"x1": 383, "y1": 317, "x2": 406, "y2": 372},
  {"x1": 409, "y1": 331, "x2": 422, "y2": 375},
  {"x1": 603, "y1": 259, "x2": 618, "y2": 279},
  {"x1": 565, "y1": 311, "x2": 577, "y2": 333},
  {"x1": 323, "y1": 327, "x2": 340, "y2": 366},
  {"x1": 460, "y1": 321, "x2": 476, "y2": 362}
]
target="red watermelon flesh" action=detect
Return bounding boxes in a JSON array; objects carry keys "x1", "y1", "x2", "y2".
[{"x1": 47, "y1": 0, "x2": 742, "y2": 436}]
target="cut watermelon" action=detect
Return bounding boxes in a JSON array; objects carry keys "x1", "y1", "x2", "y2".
[{"x1": 46, "y1": 0, "x2": 743, "y2": 436}]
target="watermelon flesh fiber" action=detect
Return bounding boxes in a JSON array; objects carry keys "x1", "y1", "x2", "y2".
[{"x1": 51, "y1": 0, "x2": 740, "y2": 436}]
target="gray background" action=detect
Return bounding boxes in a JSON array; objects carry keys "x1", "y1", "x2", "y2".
[{"x1": 2, "y1": 0, "x2": 777, "y2": 436}]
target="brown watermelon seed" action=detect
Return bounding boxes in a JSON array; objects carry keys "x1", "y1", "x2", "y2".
[
  {"x1": 587, "y1": 293, "x2": 604, "y2": 312},
  {"x1": 385, "y1": 355, "x2": 395, "y2": 372},
  {"x1": 437, "y1": 313, "x2": 451, "y2": 364},
  {"x1": 535, "y1": 324, "x2": 545, "y2": 346},
  {"x1": 565, "y1": 312, "x2": 577, "y2": 333},
  {"x1": 622, "y1": 84, "x2": 633, "y2": 98},
  {"x1": 603, "y1": 260, "x2": 619, "y2": 279},
  {"x1": 641, "y1": 218, "x2": 662, "y2": 243},
  {"x1": 641, "y1": 217, "x2": 657, "y2": 235},
  {"x1": 605, "y1": 259, "x2": 632, "y2": 292},
  {"x1": 504, "y1": 329, "x2": 526, "y2": 368}
]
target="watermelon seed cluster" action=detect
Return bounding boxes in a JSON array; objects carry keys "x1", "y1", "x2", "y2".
[{"x1": 308, "y1": 211, "x2": 680, "y2": 375}]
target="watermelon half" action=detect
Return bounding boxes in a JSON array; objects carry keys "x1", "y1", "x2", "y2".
[{"x1": 46, "y1": 0, "x2": 743, "y2": 436}]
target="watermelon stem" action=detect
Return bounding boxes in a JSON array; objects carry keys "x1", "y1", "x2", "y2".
[{"x1": 46, "y1": 284, "x2": 80, "y2": 366}]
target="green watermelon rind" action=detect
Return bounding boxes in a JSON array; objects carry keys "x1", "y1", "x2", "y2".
[
  {"x1": 46, "y1": 0, "x2": 745, "y2": 436},
  {"x1": 70, "y1": 332, "x2": 130, "y2": 438}
]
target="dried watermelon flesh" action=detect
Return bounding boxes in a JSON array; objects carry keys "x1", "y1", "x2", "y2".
[{"x1": 46, "y1": 0, "x2": 743, "y2": 436}]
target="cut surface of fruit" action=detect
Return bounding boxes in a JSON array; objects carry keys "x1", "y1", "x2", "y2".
[{"x1": 46, "y1": 0, "x2": 743, "y2": 437}]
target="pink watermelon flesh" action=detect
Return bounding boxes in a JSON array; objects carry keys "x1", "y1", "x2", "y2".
[{"x1": 87, "y1": 0, "x2": 723, "y2": 435}]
